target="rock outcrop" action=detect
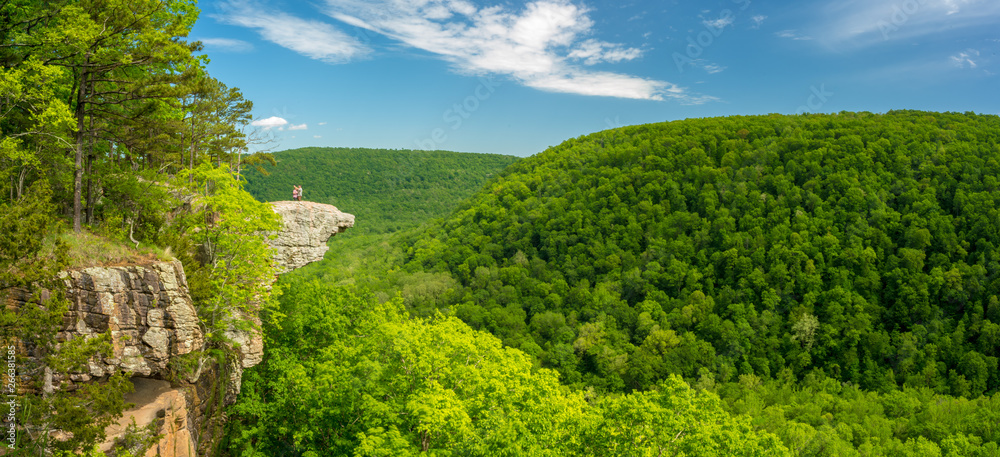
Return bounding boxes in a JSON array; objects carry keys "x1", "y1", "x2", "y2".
[
  {"x1": 268, "y1": 201, "x2": 355, "y2": 273},
  {"x1": 8, "y1": 260, "x2": 203, "y2": 388},
  {"x1": 41, "y1": 201, "x2": 354, "y2": 456}
]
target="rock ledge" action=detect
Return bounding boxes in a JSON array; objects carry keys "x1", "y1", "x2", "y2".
[{"x1": 267, "y1": 201, "x2": 355, "y2": 273}]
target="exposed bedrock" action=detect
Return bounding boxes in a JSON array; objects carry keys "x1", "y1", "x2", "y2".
[{"x1": 267, "y1": 200, "x2": 355, "y2": 273}]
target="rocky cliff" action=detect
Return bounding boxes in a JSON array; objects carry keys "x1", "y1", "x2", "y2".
[
  {"x1": 6, "y1": 260, "x2": 202, "y2": 390},
  {"x1": 268, "y1": 201, "x2": 355, "y2": 273},
  {"x1": 59, "y1": 201, "x2": 352, "y2": 455}
]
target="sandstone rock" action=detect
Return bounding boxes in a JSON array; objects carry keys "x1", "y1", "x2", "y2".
[
  {"x1": 5, "y1": 260, "x2": 205, "y2": 388},
  {"x1": 221, "y1": 308, "x2": 265, "y2": 403},
  {"x1": 267, "y1": 201, "x2": 355, "y2": 273},
  {"x1": 101, "y1": 378, "x2": 195, "y2": 457}
]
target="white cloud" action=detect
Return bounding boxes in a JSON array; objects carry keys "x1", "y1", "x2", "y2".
[
  {"x1": 251, "y1": 116, "x2": 288, "y2": 129},
  {"x1": 703, "y1": 16, "x2": 734, "y2": 30},
  {"x1": 808, "y1": 0, "x2": 1000, "y2": 48},
  {"x1": 318, "y1": 122, "x2": 328, "y2": 125},
  {"x1": 313, "y1": 135, "x2": 322, "y2": 138},
  {"x1": 702, "y1": 63, "x2": 726, "y2": 74},
  {"x1": 323, "y1": 0, "x2": 706, "y2": 102},
  {"x1": 216, "y1": 1, "x2": 369, "y2": 63},
  {"x1": 568, "y1": 39, "x2": 643, "y2": 65},
  {"x1": 951, "y1": 49, "x2": 979, "y2": 68},
  {"x1": 288, "y1": 123, "x2": 308, "y2": 130},
  {"x1": 777, "y1": 29, "x2": 812, "y2": 40},
  {"x1": 198, "y1": 37, "x2": 254, "y2": 52},
  {"x1": 751, "y1": 15, "x2": 767, "y2": 29},
  {"x1": 846, "y1": 48, "x2": 995, "y2": 82}
]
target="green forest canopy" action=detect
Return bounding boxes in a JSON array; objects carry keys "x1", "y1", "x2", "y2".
[
  {"x1": 242, "y1": 147, "x2": 520, "y2": 234},
  {"x1": 239, "y1": 110, "x2": 1000, "y2": 457},
  {"x1": 226, "y1": 277, "x2": 793, "y2": 456},
  {"x1": 394, "y1": 110, "x2": 1000, "y2": 398}
]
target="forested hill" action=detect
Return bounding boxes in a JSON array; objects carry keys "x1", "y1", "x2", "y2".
[
  {"x1": 242, "y1": 147, "x2": 519, "y2": 234},
  {"x1": 398, "y1": 110, "x2": 1000, "y2": 398},
  {"x1": 230, "y1": 111, "x2": 1000, "y2": 457}
]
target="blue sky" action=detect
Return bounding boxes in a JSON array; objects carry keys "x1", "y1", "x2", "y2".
[{"x1": 190, "y1": 0, "x2": 999, "y2": 157}]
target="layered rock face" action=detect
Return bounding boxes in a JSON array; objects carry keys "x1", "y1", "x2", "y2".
[
  {"x1": 7, "y1": 260, "x2": 203, "y2": 388},
  {"x1": 66, "y1": 261, "x2": 203, "y2": 382},
  {"x1": 268, "y1": 201, "x2": 355, "y2": 273}
]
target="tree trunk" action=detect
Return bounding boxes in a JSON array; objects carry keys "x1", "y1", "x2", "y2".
[
  {"x1": 18, "y1": 166, "x2": 26, "y2": 199},
  {"x1": 235, "y1": 149, "x2": 242, "y2": 179},
  {"x1": 73, "y1": 67, "x2": 88, "y2": 233},
  {"x1": 84, "y1": 133, "x2": 95, "y2": 224},
  {"x1": 189, "y1": 114, "x2": 195, "y2": 183}
]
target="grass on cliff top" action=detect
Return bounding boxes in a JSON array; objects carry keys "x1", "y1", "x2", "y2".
[{"x1": 45, "y1": 229, "x2": 172, "y2": 269}]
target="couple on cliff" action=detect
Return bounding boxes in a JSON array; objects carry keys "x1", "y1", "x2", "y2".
[{"x1": 292, "y1": 185, "x2": 304, "y2": 201}]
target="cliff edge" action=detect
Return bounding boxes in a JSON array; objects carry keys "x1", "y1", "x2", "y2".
[{"x1": 268, "y1": 201, "x2": 355, "y2": 273}]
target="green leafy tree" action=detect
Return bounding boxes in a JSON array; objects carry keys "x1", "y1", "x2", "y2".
[
  {"x1": 226, "y1": 278, "x2": 791, "y2": 456},
  {"x1": 174, "y1": 162, "x2": 280, "y2": 355}
]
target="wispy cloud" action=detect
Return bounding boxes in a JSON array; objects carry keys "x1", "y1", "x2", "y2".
[
  {"x1": 751, "y1": 15, "x2": 767, "y2": 29},
  {"x1": 807, "y1": 0, "x2": 1000, "y2": 48},
  {"x1": 322, "y1": 0, "x2": 709, "y2": 102},
  {"x1": 216, "y1": 1, "x2": 369, "y2": 63},
  {"x1": 198, "y1": 37, "x2": 254, "y2": 52},
  {"x1": 849, "y1": 48, "x2": 995, "y2": 82},
  {"x1": 684, "y1": 59, "x2": 727, "y2": 74},
  {"x1": 777, "y1": 29, "x2": 812, "y2": 41},
  {"x1": 288, "y1": 123, "x2": 308, "y2": 130},
  {"x1": 251, "y1": 116, "x2": 288, "y2": 130},
  {"x1": 702, "y1": 63, "x2": 727, "y2": 74},
  {"x1": 951, "y1": 49, "x2": 980, "y2": 68},
  {"x1": 568, "y1": 39, "x2": 643, "y2": 65}
]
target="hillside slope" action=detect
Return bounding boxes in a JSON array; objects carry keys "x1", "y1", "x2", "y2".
[
  {"x1": 229, "y1": 112, "x2": 1000, "y2": 457},
  {"x1": 242, "y1": 147, "x2": 519, "y2": 234},
  {"x1": 395, "y1": 110, "x2": 1000, "y2": 398}
]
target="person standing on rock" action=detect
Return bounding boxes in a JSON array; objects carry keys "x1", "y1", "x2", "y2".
[
  {"x1": 292, "y1": 185, "x2": 299, "y2": 201},
  {"x1": 298, "y1": 185, "x2": 304, "y2": 201}
]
